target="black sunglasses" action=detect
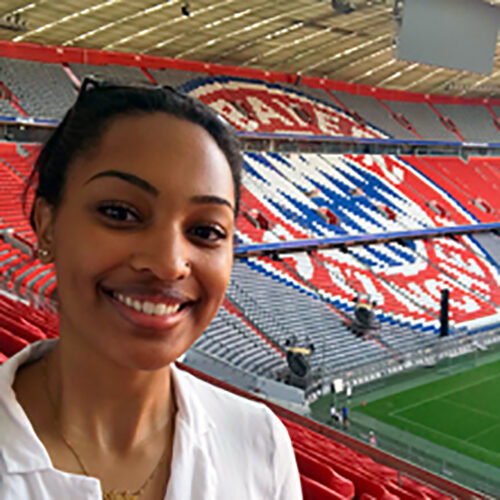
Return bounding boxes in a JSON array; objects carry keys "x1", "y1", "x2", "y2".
[{"x1": 76, "y1": 75, "x2": 232, "y2": 130}]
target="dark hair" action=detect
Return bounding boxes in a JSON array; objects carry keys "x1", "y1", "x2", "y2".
[{"x1": 23, "y1": 81, "x2": 242, "y2": 230}]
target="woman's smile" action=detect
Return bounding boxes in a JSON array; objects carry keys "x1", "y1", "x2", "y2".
[{"x1": 100, "y1": 285, "x2": 198, "y2": 332}]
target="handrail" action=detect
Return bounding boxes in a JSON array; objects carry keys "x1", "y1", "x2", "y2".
[{"x1": 234, "y1": 222, "x2": 500, "y2": 258}]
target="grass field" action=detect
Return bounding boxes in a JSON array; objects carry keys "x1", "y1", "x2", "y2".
[{"x1": 353, "y1": 359, "x2": 500, "y2": 468}]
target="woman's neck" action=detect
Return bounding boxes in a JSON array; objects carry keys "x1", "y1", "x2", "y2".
[{"x1": 45, "y1": 335, "x2": 176, "y2": 455}]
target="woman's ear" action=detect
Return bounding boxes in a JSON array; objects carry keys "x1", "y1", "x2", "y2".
[{"x1": 33, "y1": 197, "x2": 55, "y2": 259}]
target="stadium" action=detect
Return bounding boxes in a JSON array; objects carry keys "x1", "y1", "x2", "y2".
[{"x1": 0, "y1": 0, "x2": 499, "y2": 498}]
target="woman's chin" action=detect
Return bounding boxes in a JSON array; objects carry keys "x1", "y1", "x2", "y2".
[{"x1": 102, "y1": 340, "x2": 186, "y2": 372}]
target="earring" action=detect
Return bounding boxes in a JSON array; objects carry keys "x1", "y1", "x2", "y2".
[{"x1": 37, "y1": 248, "x2": 50, "y2": 260}]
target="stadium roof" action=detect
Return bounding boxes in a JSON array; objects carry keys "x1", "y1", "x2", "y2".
[{"x1": 1, "y1": 0, "x2": 500, "y2": 98}]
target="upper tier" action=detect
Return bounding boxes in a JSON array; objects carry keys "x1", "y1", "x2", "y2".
[{"x1": 0, "y1": 44, "x2": 499, "y2": 143}]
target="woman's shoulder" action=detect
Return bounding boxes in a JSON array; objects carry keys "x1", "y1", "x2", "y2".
[
  {"x1": 171, "y1": 364, "x2": 302, "y2": 499},
  {"x1": 172, "y1": 363, "x2": 282, "y2": 435}
]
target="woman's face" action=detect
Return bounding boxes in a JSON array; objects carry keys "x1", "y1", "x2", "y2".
[{"x1": 36, "y1": 112, "x2": 235, "y2": 370}]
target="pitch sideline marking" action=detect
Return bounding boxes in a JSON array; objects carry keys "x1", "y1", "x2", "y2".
[
  {"x1": 389, "y1": 372, "x2": 500, "y2": 417},
  {"x1": 391, "y1": 414, "x2": 500, "y2": 457},
  {"x1": 441, "y1": 397, "x2": 499, "y2": 420},
  {"x1": 465, "y1": 421, "x2": 500, "y2": 445}
]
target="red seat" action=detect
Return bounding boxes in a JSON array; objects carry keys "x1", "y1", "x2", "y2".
[
  {"x1": 295, "y1": 448, "x2": 354, "y2": 499},
  {"x1": 0, "y1": 312, "x2": 46, "y2": 343},
  {"x1": 292, "y1": 440, "x2": 398, "y2": 500},
  {"x1": 300, "y1": 474, "x2": 348, "y2": 500},
  {"x1": 0, "y1": 327, "x2": 29, "y2": 357}
]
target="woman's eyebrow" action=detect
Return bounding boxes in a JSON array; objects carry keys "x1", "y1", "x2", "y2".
[
  {"x1": 84, "y1": 170, "x2": 158, "y2": 196},
  {"x1": 84, "y1": 170, "x2": 233, "y2": 209},
  {"x1": 191, "y1": 195, "x2": 234, "y2": 211}
]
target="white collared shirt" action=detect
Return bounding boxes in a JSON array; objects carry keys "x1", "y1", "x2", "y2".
[{"x1": 0, "y1": 340, "x2": 302, "y2": 499}]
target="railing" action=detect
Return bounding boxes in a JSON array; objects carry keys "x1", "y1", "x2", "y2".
[
  {"x1": 309, "y1": 336, "x2": 500, "y2": 497},
  {"x1": 317, "y1": 328, "x2": 500, "y2": 389},
  {"x1": 234, "y1": 222, "x2": 500, "y2": 258}
]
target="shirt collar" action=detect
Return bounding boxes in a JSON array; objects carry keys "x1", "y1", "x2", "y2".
[
  {"x1": 0, "y1": 339, "x2": 58, "y2": 474},
  {"x1": 166, "y1": 363, "x2": 218, "y2": 500},
  {"x1": 170, "y1": 362, "x2": 216, "y2": 437},
  {"x1": 0, "y1": 341, "x2": 216, "y2": 480}
]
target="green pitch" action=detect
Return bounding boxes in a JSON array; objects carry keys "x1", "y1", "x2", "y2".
[{"x1": 353, "y1": 359, "x2": 500, "y2": 468}]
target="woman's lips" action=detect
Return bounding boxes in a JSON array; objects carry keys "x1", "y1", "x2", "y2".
[{"x1": 101, "y1": 287, "x2": 193, "y2": 331}]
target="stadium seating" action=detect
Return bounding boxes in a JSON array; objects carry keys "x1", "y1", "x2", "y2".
[
  {"x1": 283, "y1": 418, "x2": 451, "y2": 500},
  {"x1": 237, "y1": 151, "x2": 500, "y2": 333},
  {"x1": 0, "y1": 58, "x2": 76, "y2": 119},
  {"x1": 402, "y1": 156, "x2": 499, "y2": 223},
  {"x1": 192, "y1": 300, "x2": 287, "y2": 376},
  {"x1": 382, "y1": 101, "x2": 458, "y2": 142},
  {"x1": 185, "y1": 76, "x2": 386, "y2": 138},
  {"x1": 0, "y1": 50, "x2": 496, "y2": 500},
  {"x1": 68, "y1": 62, "x2": 151, "y2": 84},
  {"x1": 297, "y1": 451, "x2": 355, "y2": 499},
  {"x1": 0, "y1": 54, "x2": 497, "y2": 144},
  {"x1": 148, "y1": 67, "x2": 208, "y2": 88},
  {"x1": 2, "y1": 141, "x2": 498, "y2": 353},
  {"x1": 0, "y1": 99, "x2": 23, "y2": 118},
  {"x1": 329, "y1": 91, "x2": 417, "y2": 140},
  {"x1": 434, "y1": 104, "x2": 499, "y2": 143},
  {"x1": 229, "y1": 259, "x2": 393, "y2": 372}
]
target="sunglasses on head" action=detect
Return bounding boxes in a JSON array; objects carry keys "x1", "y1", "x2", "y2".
[
  {"x1": 76, "y1": 75, "x2": 232, "y2": 130},
  {"x1": 78, "y1": 75, "x2": 189, "y2": 100}
]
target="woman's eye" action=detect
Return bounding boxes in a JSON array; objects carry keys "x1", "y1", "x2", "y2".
[
  {"x1": 190, "y1": 225, "x2": 227, "y2": 242},
  {"x1": 97, "y1": 203, "x2": 139, "y2": 223}
]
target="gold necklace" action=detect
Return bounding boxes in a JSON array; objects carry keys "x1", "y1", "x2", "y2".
[{"x1": 42, "y1": 358, "x2": 170, "y2": 500}]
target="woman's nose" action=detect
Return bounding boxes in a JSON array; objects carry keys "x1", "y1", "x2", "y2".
[{"x1": 129, "y1": 226, "x2": 191, "y2": 280}]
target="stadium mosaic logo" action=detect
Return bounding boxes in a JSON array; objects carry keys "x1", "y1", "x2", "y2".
[
  {"x1": 182, "y1": 76, "x2": 499, "y2": 330},
  {"x1": 236, "y1": 152, "x2": 500, "y2": 331},
  {"x1": 185, "y1": 77, "x2": 387, "y2": 139}
]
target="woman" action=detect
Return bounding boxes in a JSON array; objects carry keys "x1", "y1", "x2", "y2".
[{"x1": 0, "y1": 78, "x2": 302, "y2": 499}]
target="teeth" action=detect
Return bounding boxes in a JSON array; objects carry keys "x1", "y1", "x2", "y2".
[
  {"x1": 154, "y1": 303, "x2": 167, "y2": 315},
  {"x1": 112, "y1": 292, "x2": 183, "y2": 316},
  {"x1": 143, "y1": 301, "x2": 155, "y2": 315},
  {"x1": 167, "y1": 304, "x2": 180, "y2": 314}
]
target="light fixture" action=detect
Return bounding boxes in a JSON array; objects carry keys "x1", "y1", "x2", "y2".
[
  {"x1": 0, "y1": 12, "x2": 28, "y2": 32},
  {"x1": 331, "y1": 0, "x2": 356, "y2": 14}
]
